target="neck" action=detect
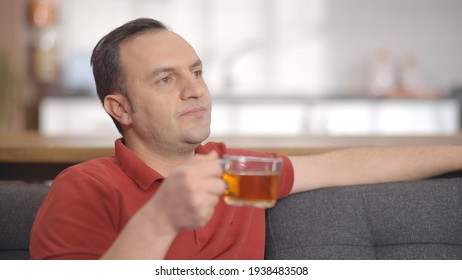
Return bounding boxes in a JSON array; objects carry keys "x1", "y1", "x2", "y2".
[{"x1": 123, "y1": 138, "x2": 199, "y2": 177}]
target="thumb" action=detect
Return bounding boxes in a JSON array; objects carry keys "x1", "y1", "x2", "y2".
[
  {"x1": 193, "y1": 150, "x2": 220, "y2": 164},
  {"x1": 204, "y1": 150, "x2": 219, "y2": 160}
]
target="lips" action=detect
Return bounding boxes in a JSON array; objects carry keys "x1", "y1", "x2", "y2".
[{"x1": 180, "y1": 106, "x2": 206, "y2": 117}]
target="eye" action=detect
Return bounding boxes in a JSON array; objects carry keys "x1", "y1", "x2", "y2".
[
  {"x1": 193, "y1": 70, "x2": 202, "y2": 78},
  {"x1": 158, "y1": 76, "x2": 172, "y2": 85}
]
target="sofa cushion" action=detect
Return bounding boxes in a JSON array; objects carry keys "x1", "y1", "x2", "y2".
[
  {"x1": 0, "y1": 181, "x2": 50, "y2": 260},
  {"x1": 265, "y1": 178, "x2": 462, "y2": 259}
]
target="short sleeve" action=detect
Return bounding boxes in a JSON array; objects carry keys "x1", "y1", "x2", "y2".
[{"x1": 30, "y1": 166, "x2": 120, "y2": 260}]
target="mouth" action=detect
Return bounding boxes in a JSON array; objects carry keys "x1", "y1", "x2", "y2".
[{"x1": 180, "y1": 106, "x2": 207, "y2": 118}]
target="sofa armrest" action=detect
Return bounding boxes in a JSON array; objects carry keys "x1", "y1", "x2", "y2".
[{"x1": 265, "y1": 177, "x2": 462, "y2": 259}]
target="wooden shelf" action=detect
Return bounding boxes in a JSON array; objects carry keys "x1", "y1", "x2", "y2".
[{"x1": 2, "y1": 133, "x2": 462, "y2": 164}]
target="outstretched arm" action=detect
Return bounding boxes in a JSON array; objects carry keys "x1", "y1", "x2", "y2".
[{"x1": 289, "y1": 146, "x2": 462, "y2": 194}]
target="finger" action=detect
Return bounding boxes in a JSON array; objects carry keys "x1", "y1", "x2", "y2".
[
  {"x1": 202, "y1": 178, "x2": 227, "y2": 195},
  {"x1": 193, "y1": 156, "x2": 224, "y2": 176}
]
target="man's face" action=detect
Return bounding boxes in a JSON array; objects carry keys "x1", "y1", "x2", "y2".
[{"x1": 118, "y1": 30, "x2": 212, "y2": 153}]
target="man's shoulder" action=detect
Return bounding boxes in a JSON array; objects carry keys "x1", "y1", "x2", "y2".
[{"x1": 56, "y1": 156, "x2": 119, "y2": 180}]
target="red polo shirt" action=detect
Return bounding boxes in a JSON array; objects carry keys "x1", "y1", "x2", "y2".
[{"x1": 30, "y1": 139, "x2": 294, "y2": 260}]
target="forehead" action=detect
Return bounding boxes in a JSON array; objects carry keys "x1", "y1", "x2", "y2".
[{"x1": 119, "y1": 29, "x2": 199, "y2": 70}]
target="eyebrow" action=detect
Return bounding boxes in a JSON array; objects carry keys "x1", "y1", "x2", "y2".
[
  {"x1": 147, "y1": 59, "x2": 202, "y2": 79},
  {"x1": 190, "y1": 59, "x2": 202, "y2": 69}
]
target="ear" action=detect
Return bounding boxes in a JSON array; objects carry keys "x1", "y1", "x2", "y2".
[{"x1": 103, "y1": 94, "x2": 133, "y2": 126}]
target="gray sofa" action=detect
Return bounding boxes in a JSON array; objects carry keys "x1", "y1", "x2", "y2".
[
  {"x1": 265, "y1": 176, "x2": 462, "y2": 259},
  {"x1": 0, "y1": 181, "x2": 50, "y2": 260},
  {"x1": 1, "y1": 176, "x2": 462, "y2": 260}
]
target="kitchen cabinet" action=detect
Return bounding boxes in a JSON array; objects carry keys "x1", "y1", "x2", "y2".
[
  {"x1": 211, "y1": 96, "x2": 459, "y2": 136},
  {"x1": 40, "y1": 96, "x2": 460, "y2": 136}
]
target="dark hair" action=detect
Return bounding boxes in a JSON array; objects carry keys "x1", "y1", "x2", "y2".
[{"x1": 90, "y1": 18, "x2": 168, "y2": 135}]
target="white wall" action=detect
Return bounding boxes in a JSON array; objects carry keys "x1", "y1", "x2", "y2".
[
  {"x1": 42, "y1": 0, "x2": 462, "y2": 136},
  {"x1": 57, "y1": 0, "x2": 462, "y2": 96}
]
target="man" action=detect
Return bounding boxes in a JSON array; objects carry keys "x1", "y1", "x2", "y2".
[{"x1": 30, "y1": 18, "x2": 462, "y2": 260}]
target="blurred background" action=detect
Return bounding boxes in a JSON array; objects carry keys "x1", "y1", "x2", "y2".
[{"x1": 1, "y1": 0, "x2": 462, "y2": 137}]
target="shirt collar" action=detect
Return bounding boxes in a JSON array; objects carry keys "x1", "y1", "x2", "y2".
[
  {"x1": 114, "y1": 138, "x2": 162, "y2": 191},
  {"x1": 113, "y1": 138, "x2": 226, "y2": 191}
]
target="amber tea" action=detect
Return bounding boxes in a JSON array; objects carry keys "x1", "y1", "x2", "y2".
[
  {"x1": 223, "y1": 171, "x2": 280, "y2": 207},
  {"x1": 221, "y1": 155, "x2": 282, "y2": 208}
]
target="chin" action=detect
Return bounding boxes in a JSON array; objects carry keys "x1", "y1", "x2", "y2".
[{"x1": 184, "y1": 127, "x2": 210, "y2": 144}]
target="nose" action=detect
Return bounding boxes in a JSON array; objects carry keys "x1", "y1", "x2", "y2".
[{"x1": 180, "y1": 74, "x2": 205, "y2": 100}]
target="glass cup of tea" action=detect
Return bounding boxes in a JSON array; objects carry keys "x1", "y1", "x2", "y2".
[{"x1": 221, "y1": 154, "x2": 283, "y2": 208}]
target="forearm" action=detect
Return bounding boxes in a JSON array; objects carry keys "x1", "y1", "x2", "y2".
[
  {"x1": 290, "y1": 146, "x2": 462, "y2": 193},
  {"x1": 100, "y1": 202, "x2": 177, "y2": 260}
]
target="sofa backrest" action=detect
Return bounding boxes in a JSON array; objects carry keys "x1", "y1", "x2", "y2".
[
  {"x1": 265, "y1": 177, "x2": 462, "y2": 259},
  {"x1": 0, "y1": 181, "x2": 50, "y2": 260},
  {"x1": 3, "y1": 177, "x2": 462, "y2": 260}
]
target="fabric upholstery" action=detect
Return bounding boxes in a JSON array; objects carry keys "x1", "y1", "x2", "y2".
[
  {"x1": 265, "y1": 178, "x2": 462, "y2": 259},
  {"x1": 2, "y1": 178, "x2": 462, "y2": 260},
  {"x1": 0, "y1": 181, "x2": 50, "y2": 260}
]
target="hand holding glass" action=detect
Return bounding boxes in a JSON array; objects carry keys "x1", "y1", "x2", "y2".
[{"x1": 221, "y1": 155, "x2": 282, "y2": 208}]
